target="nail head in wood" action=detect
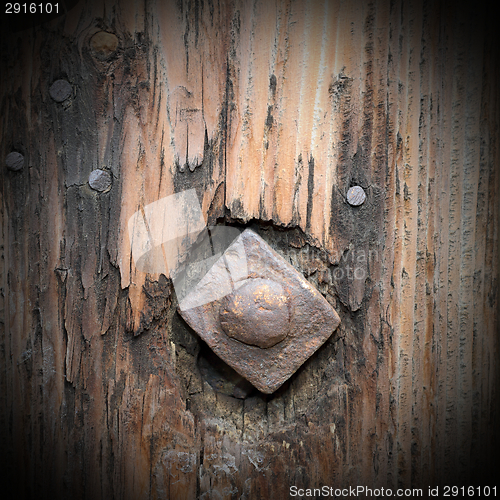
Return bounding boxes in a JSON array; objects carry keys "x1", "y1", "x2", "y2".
[
  {"x1": 5, "y1": 151, "x2": 24, "y2": 171},
  {"x1": 178, "y1": 229, "x2": 341, "y2": 394},
  {"x1": 219, "y1": 278, "x2": 291, "y2": 349},
  {"x1": 49, "y1": 79, "x2": 72, "y2": 103},
  {"x1": 88, "y1": 169, "x2": 112, "y2": 192},
  {"x1": 346, "y1": 186, "x2": 366, "y2": 206}
]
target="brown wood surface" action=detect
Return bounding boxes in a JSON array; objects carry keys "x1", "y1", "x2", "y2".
[{"x1": 1, "y1": 0, "x2": 499, "y2": 498}]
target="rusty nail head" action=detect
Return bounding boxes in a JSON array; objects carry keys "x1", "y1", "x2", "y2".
[
  {"x1": 220, "y1": 278, "x2": 291, "y2": 349},
  {"x1": 6, "y1": 152, "x2": 24, "y2": 171},
  {"x1": 347, "y1": 186, "x2": 366, "y2": 206},
  {"x1": 49, "y1": 79, "x2": 72, "y2": 103},
  {"x1": 88, "y1": 169, "x2": 112, "y2": 192},
  {"x1": 178, "y1": 229, "x2": 341, "y2": 394}
]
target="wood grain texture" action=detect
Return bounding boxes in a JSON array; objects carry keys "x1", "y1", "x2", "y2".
[{"x1": 1, "y1": 0, "x2": 499, "y2": 498}]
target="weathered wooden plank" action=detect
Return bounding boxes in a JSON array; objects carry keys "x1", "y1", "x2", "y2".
[{"x1": 1, "y1": 0, "x2": 499, "y2": 498}]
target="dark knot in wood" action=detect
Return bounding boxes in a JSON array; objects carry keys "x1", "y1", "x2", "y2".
[{"x1": 219, "y1": 278, "x2": 290, "y2": 349}]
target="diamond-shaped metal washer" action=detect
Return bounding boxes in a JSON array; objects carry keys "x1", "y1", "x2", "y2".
[{"x1": 178, "y1": 229, "x2": 341, "y2": 394}]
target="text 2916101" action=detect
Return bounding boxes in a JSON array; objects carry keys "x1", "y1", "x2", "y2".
[
  {"x1": 443, "y1": 486, "x2": 497, "y2": 497},
  {"x1": 5, "y1": 3, "x2": 58, "y2": 14}
]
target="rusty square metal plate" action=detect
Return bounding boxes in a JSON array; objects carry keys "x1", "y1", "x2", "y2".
[{"x1": 177, "y1": 229, "x2": 341, "y2": 394}]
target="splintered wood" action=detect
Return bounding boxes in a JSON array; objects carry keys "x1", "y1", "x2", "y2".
[{"x1": 0, "y1": 0, "x2": 498, "y2": 498}]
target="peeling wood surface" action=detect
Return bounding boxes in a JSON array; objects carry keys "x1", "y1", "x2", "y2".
[{"x1": 1, "y1": 0, "x2": 499, "y2": 498}]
